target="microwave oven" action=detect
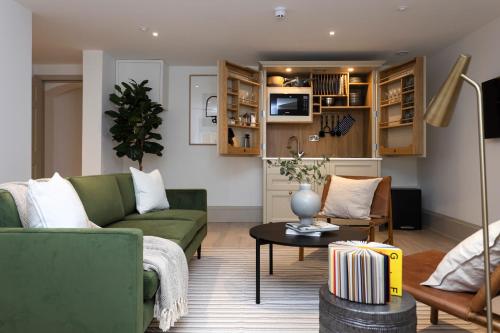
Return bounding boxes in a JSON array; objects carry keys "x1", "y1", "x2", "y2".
[{"x1": 267, "y1": 87, "x2": 313, "y2": 123}]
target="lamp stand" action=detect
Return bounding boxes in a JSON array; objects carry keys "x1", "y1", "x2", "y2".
[{"x1": 461, "y1": 73, "x2": 493, "y2": 333}]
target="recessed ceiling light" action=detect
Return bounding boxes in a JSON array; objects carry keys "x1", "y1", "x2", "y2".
[
  {"x1": 398, "y1": 5, "x2": 408, "y2": 11},
  {"x1": 348, "y1": 68, "x2": 354, "y2": 72},
  {"x1": 285, "y1": 67, "x2": 292, "y2": 73},
  {"x1": 194, "y1": 84, "x2": 200, "y2": 88},
  {"x1": 152, "y1": 31, "x2": 159, "y2": 37},
  {"x1": 329, "y1": 31, "x2": 335, "y2": 36},
  {"x1": 139, "y1": 25, "x2": 149, "y2": 32}
]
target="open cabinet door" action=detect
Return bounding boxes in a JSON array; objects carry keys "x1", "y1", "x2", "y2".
[
  {"x1": 377, "y1": 57, "x2": 425, "y2": 156},
  {"x1": 217, "y1": 60, "x2": 261, "y2": 156}
]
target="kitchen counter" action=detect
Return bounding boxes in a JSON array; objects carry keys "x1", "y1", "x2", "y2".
[{"x1": 263, "y1": 157, "x2": 383, "y2": 161}]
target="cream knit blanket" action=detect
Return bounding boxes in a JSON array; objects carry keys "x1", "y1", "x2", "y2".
[{"x1": 0, "y1": 182, "x2": 188, "y2": 331}]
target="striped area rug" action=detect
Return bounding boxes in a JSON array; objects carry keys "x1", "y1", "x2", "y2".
[{"x1": 147, "y1": 247, "x2": 484, "y2": 333}]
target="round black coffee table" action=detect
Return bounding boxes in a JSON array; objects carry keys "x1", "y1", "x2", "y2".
[{"x1": 249, "y1": 222, "x2": 367, "y2": 304}]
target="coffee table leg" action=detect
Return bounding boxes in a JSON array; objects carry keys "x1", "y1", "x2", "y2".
[
  {"x1": 269, "y1": 243, "x2": 273, "y2": 275},
  {"x1": 299, "y1": 247, "x2": 304, "y2": 261},
  {"x1": 256, "y1": 238, "x2": 260, "y2": 304}
]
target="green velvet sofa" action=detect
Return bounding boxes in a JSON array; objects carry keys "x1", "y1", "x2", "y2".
[{"x1": 0, "y1": 173, "x2": 207, "y2": 333}]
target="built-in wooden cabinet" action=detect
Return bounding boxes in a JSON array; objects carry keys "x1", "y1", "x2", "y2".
[
  {"x1": 378, "y1": 57, "x2": 425, "y2": 156},
  {"x1": 217, "y1": 60, "x2": 261, "y2": 156},
  {"x1": 216, "y1": 59, "x2": 425, "y2": 223}
]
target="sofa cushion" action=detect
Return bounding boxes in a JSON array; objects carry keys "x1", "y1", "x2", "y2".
[
  {"x1": 125, "y1": 209, "x2": 206, "y2": 229},
  {"x1": 69, "y1": 175, "x2": 125, "y2": 227},
  {"x1": 114, "y1": 174, "x2": 137, "y2": 215},
  {"x1": 143, "y1": 270, "x2": 159, "y2": 300},
  {"x1": 106, "y1": 219, "x2": 201, "y2": 249},
  {"x1": 0, "y1": 190, "x2": 22, "y2": 228}
]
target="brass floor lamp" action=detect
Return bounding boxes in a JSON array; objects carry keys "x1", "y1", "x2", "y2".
[{"x1": 425, "y1": 54, "x2": 493, "y2": 333}]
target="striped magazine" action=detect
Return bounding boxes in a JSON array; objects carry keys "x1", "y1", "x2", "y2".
[{"x1": 328, "y1": 241, "x2": 403, "y2": 304}]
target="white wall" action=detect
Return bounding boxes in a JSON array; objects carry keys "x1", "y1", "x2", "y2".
[
  {"x1": 158, "y1": 66, "x2": 262, "y2": 206},
  {"x1": 0, "y1": 0, "x2": 31, "y2": 183},
  {"x1": 420, "y1": 16, "x2": 500, "y2": 226},
  {"x1": 82, "y1": 50, "x2": 123, "y2": 175},
  {"x1": 101, "y1": 52, "x2": 122, "y2": 174},
  {"x1": 82, "y1": 50, "x2": 104, "y2": 175},
  {"x1": 382, "y1": 158, "x2": 419, "y2": 188}
]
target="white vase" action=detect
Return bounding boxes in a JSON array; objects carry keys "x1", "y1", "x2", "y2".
[{"x1": 291, "y1": 183, "x2": 321, "y2": 226}]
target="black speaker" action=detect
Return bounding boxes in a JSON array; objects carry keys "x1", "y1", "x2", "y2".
[{"x1": 391, "y1": 188, "x2": 421, "y2": 230}]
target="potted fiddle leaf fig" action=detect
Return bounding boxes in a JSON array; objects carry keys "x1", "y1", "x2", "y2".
[{"x1": 105, "y1": 79, "x2": 164, "y2": 171}]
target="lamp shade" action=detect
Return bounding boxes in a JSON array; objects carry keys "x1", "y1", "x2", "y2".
[{"x1": 425, "y1": 54, "x2": 471, "y2": 127}]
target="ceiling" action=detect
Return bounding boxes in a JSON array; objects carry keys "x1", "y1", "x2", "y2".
[{"x1": 18, "y1": 0, "x2": 500, "y2": 66}]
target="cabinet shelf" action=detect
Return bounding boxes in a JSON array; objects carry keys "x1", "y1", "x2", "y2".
[
  {"x1": 379, "y1": 121, "x2": 413, "y2": 129},
  {"x1": 380, "y1": 99, "x2": 401, "y2": 108},
  {"x1": 239, "y1": 100, "x2": 259, "y2": 108},
  {"x1": 229, "y1": 124, "x2": 260, "y2": 129},
  {"x1": 349, "y1": 82, "x2": 369, "y2": 86},
  {"x1": 228, "y1": 74, "x2": 261, "y2": 87},
  {"x1": 379, "y1": 70, "x2": 414, "y2": 87},
  {"x1": 227, "y1": 146, "x2": 260, "y2": 155},
  {"x1": 379, "y1": 145, "x2": 415, "y2": 156}
]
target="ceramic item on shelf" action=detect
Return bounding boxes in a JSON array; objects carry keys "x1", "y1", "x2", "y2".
[
  {"x1": 243, "y1": 134, "x2": 250, "y2": 148},
  {"x1": 325, "y1": 97, "x2": 334, "y2": 106},
  {"x1": 232, "y1": 137, "x2": 240, "y2": 147},
  {"x1": 250, "y1": 114, "x2": 257, "y2": 126},
  {"x1": 291, "y1": 183, "x2": 321, "y2": 226},
  {"x1": 267, "y1": 76, "x2": 285, "y2": 87}
]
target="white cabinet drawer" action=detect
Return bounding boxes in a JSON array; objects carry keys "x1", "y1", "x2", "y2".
[
  {"x1": 265, "y1": 190, "x2": 298, "y2": 223},
  {"x1": 328, "y1": 160, "x2": 380, "y2": 177},
  {"x1": 267, "y1": 174, "x2": 300, "y2": 191}
]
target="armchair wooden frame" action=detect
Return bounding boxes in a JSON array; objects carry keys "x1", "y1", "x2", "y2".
[
  {"x1": 318, "y1": 175, "x2": 393, "y2": 244},
  {"x1": 404, "y1": 250, "x2": 500, "y2": 331}
]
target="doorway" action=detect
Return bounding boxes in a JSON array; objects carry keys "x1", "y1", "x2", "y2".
[{"x1": 32, "y1": 75, "x2": 83, "y2": 179}]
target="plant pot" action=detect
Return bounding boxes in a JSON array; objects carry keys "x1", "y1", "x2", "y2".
[{"x1": 291, "y1": 183, "x2": 321, "y2": 226}]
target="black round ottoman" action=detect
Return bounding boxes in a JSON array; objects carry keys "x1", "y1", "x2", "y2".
[{"x1": 319, "y1": 285, "x2": 416, "y2": 333}]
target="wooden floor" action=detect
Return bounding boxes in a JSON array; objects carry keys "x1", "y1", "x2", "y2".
[{"x1": 204, "y1": 222, "x2": 459, "y2": 254}]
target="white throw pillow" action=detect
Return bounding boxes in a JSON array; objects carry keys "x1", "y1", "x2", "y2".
[
  {"x1": 322, "y1": 175, "x2": 382, "y2": 220},
  {"x1": 422, "y1": 220, "x2": 500, "y2": 292},
  {"x1": 27, "y1": 172, "x2": 91, "y2": 228},
  {"x1": 130, "y1": 167, "x2": 170, "y2": 214}
]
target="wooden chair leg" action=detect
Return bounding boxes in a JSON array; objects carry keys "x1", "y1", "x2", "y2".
[
  {"x1": 388, "y1": 221, "x2": 394, "y2": 245},
  {"x1": 369, "y1": 226, "x2": 375, "y2": 242},
  {"x1": 299, "y1": 247, "x2": 304, "y2": 261},
  {"x1": 430, "y1": 307, "x2": 439, "y2": 325}
]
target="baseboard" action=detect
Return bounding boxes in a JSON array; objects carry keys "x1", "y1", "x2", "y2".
[
  {"x1": 208, "y1": 206, "x2": 262, "y2": 223},
  {"x1": 422, "y1": 210, "x2": 480, "y2": 241}
]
